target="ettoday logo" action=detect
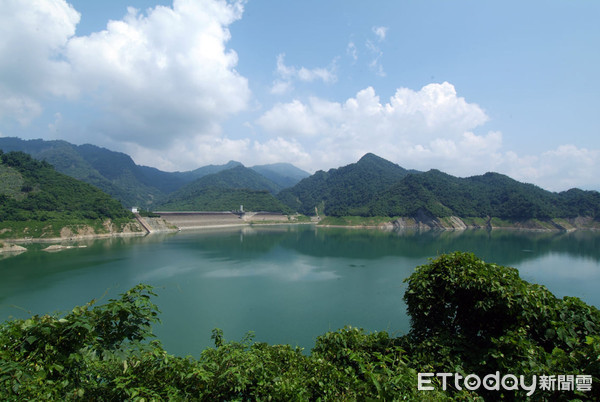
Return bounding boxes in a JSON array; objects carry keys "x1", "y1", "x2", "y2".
[{"x1": 418, "y1": 372, "x2": 592, "y2": 396}]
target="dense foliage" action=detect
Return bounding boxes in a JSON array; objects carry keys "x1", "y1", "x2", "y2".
[
  {"x1": 279, "y1": 153, "x2": 600, "y2": 222},
  {"x1": 277, "y1": 153, "x2": 412, "y2": 216},
  {"x1": 404, "y1": 252, "x2": 600, "y2": 400},
  {"x1": 156, "y1": 166, "x2": 298, "y2": 212},
  {"x1": 0, "y1": 137, "x2": 308, "y2": 209},
  {"x1": 369, "y1": 170, "x2": 600, "y2": 220},
  {"x1": 2, "y1": 253, "x2": 597, "y2": 400},
  {"x1": 0, "y1": 151, "x2": 131, "y2": 224},
  {"x1": 158, "y1": 188, "x2": 293, "y2": 213},
  {"x1": 250, "y1": 163, "x2": 310, "y2": 189},
  {"x1": 162, "y1": 166, "x2": 283, "y2": 199}
]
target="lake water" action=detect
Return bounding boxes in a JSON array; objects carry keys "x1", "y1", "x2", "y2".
[{"x1": 1, "y1": 225, "x2": 599, "y2": 357}]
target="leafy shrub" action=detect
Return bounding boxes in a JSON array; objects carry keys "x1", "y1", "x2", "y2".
[{"x1": 403, "y1": 251, "x2": 600, "y2": 400}]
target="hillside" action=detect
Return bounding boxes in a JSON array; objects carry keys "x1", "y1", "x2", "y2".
[
  {"x1": 251, "y1": 163, "x2": 310, "y2": 188},
  {"x1": 0, "y1": 151, "x2": 135, "y2": 239},
  {"x1": 368, "y1": 170, "x2": 600, "y2": 220},
  {"x1": 156, "y1": 166, "x2": 292, "y2": 213},
  {"x1": 157, "y1": 188, "x2": 292, "y2": 213},
  {"x1": 277, "y1": 153, "x2": 413, "y2": 215},
  {"x1": 0, "y1": 138, "x2": 309, "y2": 208},
  {"x1": 279, "y1": 153, "x2": 600, "y2": 226}
]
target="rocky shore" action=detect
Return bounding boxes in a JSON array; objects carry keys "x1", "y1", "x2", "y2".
[{"x1": 319, "y1": 215, "x2": 600, "y2": 231}]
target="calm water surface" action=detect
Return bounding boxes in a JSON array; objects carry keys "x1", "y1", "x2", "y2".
[{"x1": 1, "y1": 225, "x2": 599, "y2": 356}]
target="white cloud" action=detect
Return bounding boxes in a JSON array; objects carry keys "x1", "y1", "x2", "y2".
[
  {"x1": 0, "y1": 0, "x2": 80, "y2": 124},
  {"x1": 1, "y1": 0, "x2": 249, "y2": 148},
  {"x1": 65, "y1": 0, "x2": 249, "y2": 147},
  {"x1": 270, "y1": 53, "x2": 337, "y2": 94},
  {"x1": 372, "y1": 26, "x2": 388, "y2": 41},
  {"x1": 498, "y1": 145, "x2": 600, "y2": 191},
  {"x1": 127, "y1": 134, "x2": 251, "y2": 171},
  {"x1": 258, "y1": 82, "x2": 496, "y2": 173},
  {"x1": 346, "y1": 41, "x2": 358, "y2": 62},
  {"x1": 366, "y1": 39, "x2": 385, "y2": 77},
  {"x1": 256, "y1": 82, "x2": 600, "y2": 191}
]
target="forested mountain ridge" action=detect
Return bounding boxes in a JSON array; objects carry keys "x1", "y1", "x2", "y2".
[
  {"x1": 277, "y1": 153, "x2": 414, "y2": 216},
  {"x1": 0, "y1": 150, "x2": 135, "y2": 239},
  {"x1": 156, "y1": 166, "x2": 292, "y2": 213},
  {"x1": 368, "y1": 169, "x2": 600, "y2": 220},
  {"x1": 279, "y1": 153, "x2": 600, "y2": 225},
  {"x1": 0, "y1": 137, "x2": 309, "y2": 208},
  {"x1": 251, "y1": 163, "x2": 311, "y2": 188}
]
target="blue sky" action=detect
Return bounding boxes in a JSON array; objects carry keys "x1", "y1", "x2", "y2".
[{"x1": 1, "y1": 0, "x2": 599, "y2": 191}]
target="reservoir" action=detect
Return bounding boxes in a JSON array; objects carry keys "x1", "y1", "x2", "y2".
[{"x1": 1, "y1": 225, "x2": 599, "y2": 357}]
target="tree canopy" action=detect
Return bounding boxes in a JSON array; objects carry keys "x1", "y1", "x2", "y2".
[{"x1": 0, "y1": 151, "x2": 130, "y2": 222}]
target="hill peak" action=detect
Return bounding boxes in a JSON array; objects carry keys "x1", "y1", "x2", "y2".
[{"x1": 357, "y1": 153, "x2": 386, "y2": 164}]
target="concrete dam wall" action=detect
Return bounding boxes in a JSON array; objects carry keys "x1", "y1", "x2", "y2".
[{"x1": 155, "y1": 211, "x2": 290, "y2": 230}]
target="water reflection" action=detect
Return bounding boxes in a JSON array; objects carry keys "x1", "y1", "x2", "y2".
[
  {"x1": 204, "y1": 258, "x2": 339, "y2": 281},
  {"x1": 175, "y1": 225, "x2": 600, "y2": 267}
]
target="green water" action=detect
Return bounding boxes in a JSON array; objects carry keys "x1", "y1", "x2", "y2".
[{"x1": 1, "y1": 225, "x2": 599, "y2": 357}]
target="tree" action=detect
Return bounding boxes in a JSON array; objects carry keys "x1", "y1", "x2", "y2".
[{"x1": 403, "y1": 252, "x2": 600, "y2": 400}]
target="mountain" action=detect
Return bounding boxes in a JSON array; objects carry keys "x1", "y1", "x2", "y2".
[
  {"x1": 250, "y1": 163, "x2": 310, "y2": 188},
  {"x1": 0, "y1": 138, "x2": 168, "y2": 208},
  {"x1": 279, "y1": 153, "x2": 600, "y2": 222},
  {"x1": 157, "y1": 188, "x2": 292, "y2": 213},
  {"x1": 0, "y1": 138, "x2": 309, "y2": 209},
  {"x1": 156, "y1": 166, "x2": 291, "y2": 212},
  {"x1": 277, "y1": 153, "x2": 413, "y2": 215},
  {"x1": 368, "y1": 170, "x2": 600, "y2": 220},
  {"x1": 171, "y1": 165, "x2": 282, "y2": 195},
  {"x1": 0, "y1": 151, "x2": 131, "y2": 238}
]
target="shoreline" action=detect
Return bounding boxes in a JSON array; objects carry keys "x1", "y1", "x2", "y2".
[{"x1": 2, "y1": 215, "x2": 598, "y2": 249}]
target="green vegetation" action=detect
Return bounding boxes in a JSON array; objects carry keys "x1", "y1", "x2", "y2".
[
  {"x1": 2, "y1": 253, "x2": 598, "y2": 400},
  {"x1": 318, "y1": 215, "x2": 399, "y2": 227},
  {"x1": 369, "y1": 170, "x2": 600, "y2": 220},
  {"x1": 251, "y1": 162, "x2": 310, "y2": 188},
  {"x1": 404, "y1": 252, "x2": 600, "y2": 400},
  {"x1": 279, "y1": 154, "x2": 600, "y2": 224},
  {"x1": 162, "y1": 165, "x2": 283, "y2": 198},
  {"x1": 157, "y1": 166, "x2": 294, "y2": 212},
  {"x1": 6, "y1": 138, "x2": 598, "y2": 224},
  {"x1": 0, "y1": 137, "x2": 309, "y2": 209},
  {"x1": 0, "y1": 150, "x2": 133, "y2": 238},
  {"x1": 277, "y1": 153, "x2": 411, "y2": 216},
  {"x1": 158, "y1": 188, "x2": 293, "y2": 214}
]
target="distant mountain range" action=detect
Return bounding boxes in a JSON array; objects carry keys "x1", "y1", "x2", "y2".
[
  {"x1": 277, "y1": 153, "x2": 600, "y2": 222},
  {"x1": 1, "y1": 137, "x2": 599, "y2": 224},
  {"x1": 0, "y1": 137, "x2": 310, "y2": 209},
  {"x1": 157, "y1": 166, "x2": 292, "y2": 212}
]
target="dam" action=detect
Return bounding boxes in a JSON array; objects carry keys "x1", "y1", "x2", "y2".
[{"x1": 154, "y1": 211, "x2": 291, "y2": 230}]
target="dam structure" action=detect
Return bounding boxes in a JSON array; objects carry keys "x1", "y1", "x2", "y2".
[{"x1": 154, "y1": 211, "x2": 290, "y2": 230}]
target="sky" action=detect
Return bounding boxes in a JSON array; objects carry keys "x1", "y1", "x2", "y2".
[{"x1": 0, "y1": 0, "x2": 599, "y2": 192}]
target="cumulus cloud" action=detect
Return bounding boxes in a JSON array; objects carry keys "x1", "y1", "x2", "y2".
[
  {"x1": 256, "y1": 82, "x2": 600, "y2": 191},
  {"x1": 65, "y1": 0, "x2": 249, "y2": 146},
  {"x1": 258, "y1": 82, "x2": 496, "y2": 172},
  {"x1": 0, "y1": 0, "x2": 80, "y2": 124},
  {"x1": 498, "y1": 145, "x2": 600, "y2": 191},
  {"x1": 1, "y1": 0, "x2": 249, "y2": 148},
  {"x1": 270, "y1": 53, "x2": 337, "y2": 94},
  {"x1": 126, "y1": 133, "x2": 312, "y2": 173}
]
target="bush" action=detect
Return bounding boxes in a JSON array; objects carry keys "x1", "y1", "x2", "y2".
[{"x1": 403, "y1": 252, "x2": 600, "y2": 400}]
